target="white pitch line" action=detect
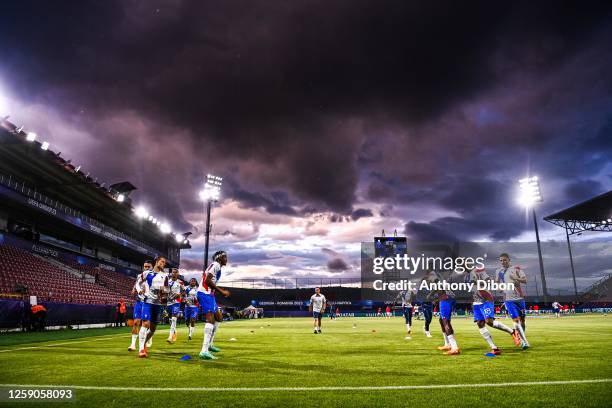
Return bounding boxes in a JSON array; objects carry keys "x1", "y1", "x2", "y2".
[
  {"x1": 0, "y1": 333, "x2": 127, "y2": 353},
  {"x1": 0, "y1": 379, "x2": 610, "y2": 392}
]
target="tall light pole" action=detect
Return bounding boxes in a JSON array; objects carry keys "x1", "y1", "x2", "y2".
[
  {"x1": 519, "y1": 176, "x2": 548, "y2": 303},
  {"x1": 199, "y1": 174, "x2": 222, "y2": 270},
  {"x1": 564, "y1": 221, "x2": 578, "y2": 301}
]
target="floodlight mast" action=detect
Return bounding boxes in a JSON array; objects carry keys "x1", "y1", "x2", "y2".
[
  {"x1": 518, "y1": 176, "x2": 548, "y2": 303},
  {"x1": 200, "y1": 174, "x2": 223, "y2": 270}
]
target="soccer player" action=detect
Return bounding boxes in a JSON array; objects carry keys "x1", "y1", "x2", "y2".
[
  {"x1": 309, "y1": 287, "x2": 326, "y2": 334},
  {"x1": 497, "y1": 253, "x2": 530, "y2": 349},
  {"x1": 428, "y1": 270, "x2": 460, "y2": 355},
  {"x1": 198, "y1": 251, "x2": 231, "y2": 360},
  {"x1": 552, "y1": 300, "x2": 561, "y2": 317},
  {"x1": 166, "y1": 268, "x2": 185, "y2": 344},
  {"x1": 418, "y1": 271, "x2": 435, "y2": 338},
  {"x1": 128, "y1": 261, "x2": 151, "y2": 351},
  {"x1": 385, "y1": 305, "x2": 392, "y2": 318},
  {"x1": 395, "y1": 289, "x2": 415, "y2": 339},
  {"x1": 184, "y1": 278, "x2": 199, "y2": 340},
  {"x1": 465, "y1": 267, "x2": 520, "y2": 355},
  {"x1": 138, "y1": 256, "x2": 169, "y2": 358}
]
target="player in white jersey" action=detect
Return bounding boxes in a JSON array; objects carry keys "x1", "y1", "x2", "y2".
[
  {"x1": 138, "y1": 256, "x2": 169, "y2": 358},
  {"x1": 427, "y1": 270, "x2": 460, "y2": 355},
  {"x1": 166, "y1": 268, "x2": 185, "y2": 344},
  {"x1": 463, "y1": 267, "x2": 520, "y2": 355},
  {"x1": 198, "y1": 251, "x2": 230, "y2": 360},
  {"x1": 128, "y1": 261, "x2": 152, "y2": 351},
  {"x1": 309, "y1": 287, "x2": 327, "y2": 334},
  {"x1": 552, "y1": 301, "x2": 561, "y2": 317},
  {"x1": 184, "y1": 278, "x2": 199, "y2": 340},
  {"x1": 496, "y1": 253, "x2": 530, "y2": 349}
]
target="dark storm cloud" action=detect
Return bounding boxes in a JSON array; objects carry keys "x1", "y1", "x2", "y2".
[
  {"x1": 1, "y1": 0, "x2": 612, "y2": 240},
  {"x1": 564, "y1": 180, "x2": 605, "y2": 204},
  {"x1": 327, "y1": 258, "x2": 350, "y2": 272},
  {"x1": 351, "y1": 208, "x2": 373, "y2": 221}
]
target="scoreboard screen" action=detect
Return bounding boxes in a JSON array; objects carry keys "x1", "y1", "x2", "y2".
[{"x1": 374, "y1": 236, "x2": 407, "y2": 258}]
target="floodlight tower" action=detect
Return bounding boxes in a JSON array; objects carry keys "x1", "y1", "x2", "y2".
[
  {"x1": 518, "y1": 176, "x2": 548, "y2": 303},
  {"x1": 199, "y1": 174, "x2": 223, "y2": 270}
]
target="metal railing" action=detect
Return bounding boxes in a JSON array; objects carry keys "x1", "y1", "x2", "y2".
[{"x1": 221, "y1": 278, "x2": 362, "y2": 289}]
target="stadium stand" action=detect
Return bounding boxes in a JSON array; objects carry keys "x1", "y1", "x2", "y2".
[
  {"x1": 581, "y1": 274, "x2": 612, "y2": 302},
  {"x1": 0, "y1": 244, "x2": 131, "y2": 305}
]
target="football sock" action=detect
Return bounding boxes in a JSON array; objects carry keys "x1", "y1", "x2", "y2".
[
  {"x1": 138, "y1": 326, "x2": 148, "y2": 351},
  {"x1": 188, "y1": 326, "x2": 194, "y2": 337},
  {"x1": 168, "y1": 317, "x2": 177, "y2": 339},
  {"x1": 211, "y1": 321, "x2": 220, "y2": 345},
  {"x1": 447, "y1": 334, "x2": 458, "y2": 349},
  {"x1": 443, "y1": 333, "x2": 449, "y2": 346},
  {"x1": 514, "y1": 322, "x2": 529, "y2": 345},
  {"x1": 406, "y1": 324, "x2": 411, "y2": 333},
  {"x1": 202, "y1": 323, "x2": 214, "y2": 353},
  {"x1": 479, "y1": 327, "x2": 496, "y2": 349},
  {"x1": 130, "y1": 334, "x2": 137, "y2": 348},
  {"x1": 492, "y1": 320, "x2": 513, "y2": 334}
]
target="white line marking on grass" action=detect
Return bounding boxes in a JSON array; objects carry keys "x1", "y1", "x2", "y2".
[
  {"x1": 0, "y1": 379, "x2": 610, "y2": 392},
  {"x1": 0, "y1": 334, "x2": 127, "y2": 353}
]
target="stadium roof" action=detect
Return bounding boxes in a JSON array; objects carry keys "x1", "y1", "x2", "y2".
[
  {"x1": 0, "y1": 118, "x2": 187, "y2": 248},
  {"x1": 544, "y1": 190, "x2": 612, "y2": 235}
]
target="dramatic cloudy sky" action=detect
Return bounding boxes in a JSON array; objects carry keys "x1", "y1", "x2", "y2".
[{"x1": 1, "y1": 1, "x2": 611, "y2": 291}]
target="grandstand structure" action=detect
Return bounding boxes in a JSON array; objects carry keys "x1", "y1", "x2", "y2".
[{"x1": 0, "y1": 118, "x2": 191, "y2": 311}]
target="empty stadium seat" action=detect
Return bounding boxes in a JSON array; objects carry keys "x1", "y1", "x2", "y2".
[{"x1": 0, "y1": 244, "x2": 134, "y2": 305}]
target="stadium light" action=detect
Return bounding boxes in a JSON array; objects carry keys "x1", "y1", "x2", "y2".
[
  {"x1": 518, "y1": 176, "x2": 548, "y2": 303},
  {"x1": 135, "y1": 206, "x2": 149, "y2": 219},
  {"x1": 26, "y1": 132, "x2": 37, "y2": 142},
  {"x1": 160, "y1": 222, "x2": 171, "y2": 234},
  {"x1": 200, "y1": 173, "x2": 223, "y2": 269},
  {"x1": 116, "y1": 193, "x2": 125, "y2": 203},
  {"x1": 41, "y1": 141, "x2": 50, "y2": 151},
  {"x1": 518, "y1": 176, "x2": 542, "y2": 208},
  {"x1": 175, "y1": 233, "x2": 184, "y2": 243}
]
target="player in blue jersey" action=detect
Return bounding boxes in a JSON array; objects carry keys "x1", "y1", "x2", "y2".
[
  {"x1": 184, "y1": 278, "x2": 199, "y2": 340},
  {"x1": 395, "y1": 289, "x2": 416, "y2": 339},
  {"x1": 417, "y1": 271, "x2": 434, "y2": 338},
  {"x1": 198, "y1": 251, "x2": 231, "y2": 360},
  {"x1": 464, "y1": 267, "x2": 520, "y2": 355},
  {"x1": 138, "y1": 256, "x2": 168, "y2": 358},
  {"x1": 166, "y1": 268, "x2": 185, "y2": 344}
]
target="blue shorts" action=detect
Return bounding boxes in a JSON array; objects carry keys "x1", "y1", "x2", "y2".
[
  {"x1": 313, "y1": 311, "x2": 323, "y2": 319},
  {"x1": 197, "y1": 292, "x2": 217, "y2": 314},
  {"x1": 167, "y1": 303, "x2": 180, "y2": 317},
  {"x1": 142, "y1": 303, "x2": 164, "y2": 324},
  {"x1": 505, "y1": 300, "x2": 526, "y2": 319},
  {"x1": 185, "y1": 306, "x2": 199, "y2": 320},
  {"x1": 439, "y1": 299, "x2": 455, "y2": 320},
  {"x1": 473, "y1": 301, "x2": 495, "y2": 322},
  {"x1": 133, "y1": 300, "x2": 144, "y2": 320},
  {"x1": 553, "y1": 308, "x2": 560, "y2": 314},
  {"x1": 403, "y1": 307, "x2": 413, "y2": 324}
]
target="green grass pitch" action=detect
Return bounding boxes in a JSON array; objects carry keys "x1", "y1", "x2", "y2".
[{"x1": 1, "y1": 314, "x2": 611, "y2": 407}]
